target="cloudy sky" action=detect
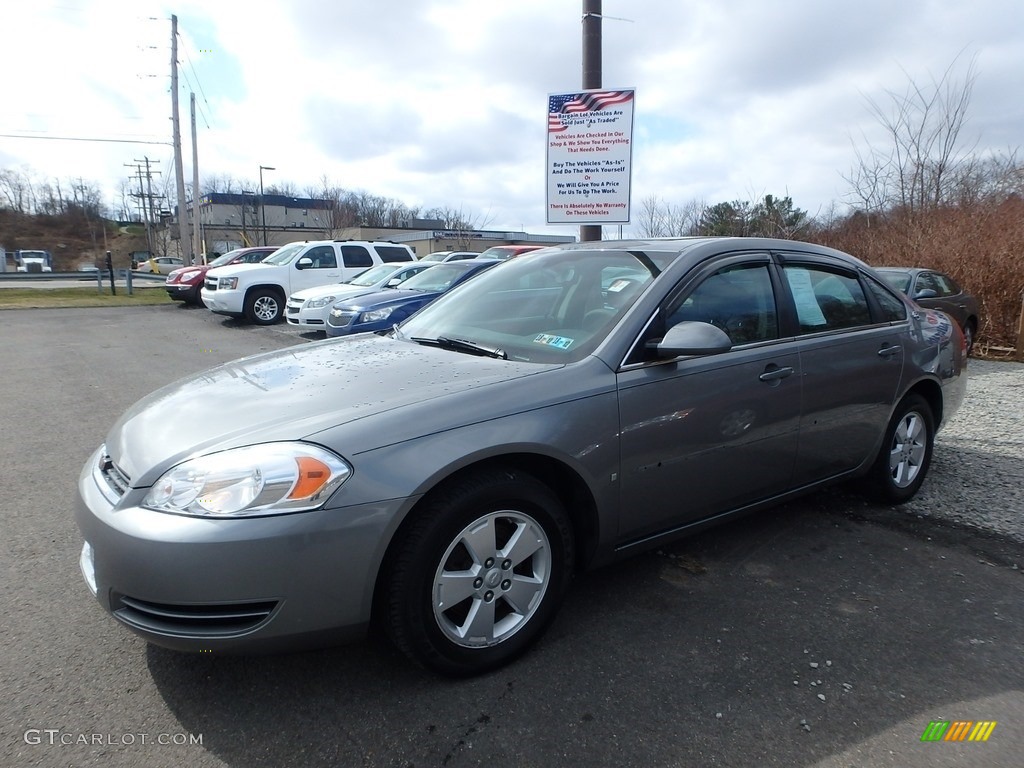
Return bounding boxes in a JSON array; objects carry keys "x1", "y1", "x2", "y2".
[{"x1": 1, "y1": 0, "x2": 1021, "y2": 236}]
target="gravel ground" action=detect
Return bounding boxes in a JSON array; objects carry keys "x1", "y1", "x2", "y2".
[{"x1": 897, "y1": 358, "x2": 1024, "y2": 543}]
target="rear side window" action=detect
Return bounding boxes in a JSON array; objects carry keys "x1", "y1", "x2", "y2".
[
  {"x1": 864, "y1": 276, "x2": 908, "y2": 322},
  {"x1": 375, "y1": 246, "x2": 414, "y2": 263},
  {"x1": 783, "y1": 265, "x2": 871, "y2": 332},
  {"x1": 340, "y1": 246, "x2": 373, "y2": 268}
]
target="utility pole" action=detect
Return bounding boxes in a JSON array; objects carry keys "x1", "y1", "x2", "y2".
[
  {"x1": 126, "y1": 158, "x2": 161, "y2": 258},
  {"x1": 191, "y1": 92, "x2": 203, "y2": 263},
  {"x1": 580, "y1": 0, "x2": 603, "y2": 243},
  {"x1": 259, "y1": 165, "x2": 275, "y2": 246},
  {"x1": 170, "y1": 15, "x2": 193, "y2": 265}
]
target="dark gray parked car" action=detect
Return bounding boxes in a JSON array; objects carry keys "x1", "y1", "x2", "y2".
[
  {"x1": 875, "y1": 267, "x2": 981, "y2": 355},
  {"x1": 76, "y1": 238, "x2": 966, "y2": 676}
]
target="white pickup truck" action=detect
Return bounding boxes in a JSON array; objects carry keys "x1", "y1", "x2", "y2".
[{"x1": 201, "y1": 240, "x2": 415, "y2": 324}]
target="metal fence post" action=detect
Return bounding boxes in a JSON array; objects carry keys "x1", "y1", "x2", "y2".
[{"x1": 105, "y1": 251, "x2": 116, "y2": 296}]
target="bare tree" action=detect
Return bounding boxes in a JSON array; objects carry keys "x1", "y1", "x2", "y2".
[
  {"x1": 845, "y1": 55, "x2": 979, "y2": 215},
  {"x1": 635, "y1": 196, "x2": 706, "y2": 237}
]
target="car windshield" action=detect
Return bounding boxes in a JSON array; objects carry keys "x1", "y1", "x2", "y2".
[
  {"x1": 263, "y1": 243, "x2": 306, "y2": 266},
  {"x1": 420, "y1": 252, "x2": 451, "y2": 262},
  {"x1": 399, "y1": 248, "x2": 674, "y2": 364},
  {"x1": 878, "y1": 270, "x2": 912, "y2": 293},
  {"x1": 346, "y1": 264, "x2": 395, "y2": 286},
  {"x1": 478, "y1": 247, "x2": 517, "y2": 260},
  {"x1": 398, "y1": 263, "x2": 475, "y2": 292}
]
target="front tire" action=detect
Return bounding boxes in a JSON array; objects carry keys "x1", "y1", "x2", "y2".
[
  {"x1": 868, "y1": 393, "x2": 934, "y2": 503},
  {"x1": 384, "y1": 468, "x2": 574, "y2": 676},
  {"x1": 245, "y1": 289, "x2": 283, "y2": 324}
]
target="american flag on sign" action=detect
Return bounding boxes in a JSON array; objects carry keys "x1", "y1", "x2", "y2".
[{"x1": 548, "y1": 90, "x2": 634, "y2": 133}]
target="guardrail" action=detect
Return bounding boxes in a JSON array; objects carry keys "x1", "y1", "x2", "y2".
[
  {"x1": 0, "y1": 269, "x2": 168, "y2": 296},
  {"x1": 0, "y1": 270, "x2": 166, "y2": 283}
]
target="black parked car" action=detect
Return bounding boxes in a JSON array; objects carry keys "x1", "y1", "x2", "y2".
[{"x1": 875, "y1": 268, "x2": 980, "y2": 355}]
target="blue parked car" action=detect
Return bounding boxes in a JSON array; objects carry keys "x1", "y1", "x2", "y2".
[{"x1": 325, "y1": 259, "x2": 499, "y2": 337}]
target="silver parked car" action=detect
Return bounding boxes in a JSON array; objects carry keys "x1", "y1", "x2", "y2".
[{"x1": 76, "y1": 238, "x2": 966, "y2": 676}]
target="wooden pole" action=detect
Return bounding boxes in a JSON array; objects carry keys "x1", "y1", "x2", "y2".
[{"x1": 1016, "y1": 290, "x2": 1024, "y2": 361}]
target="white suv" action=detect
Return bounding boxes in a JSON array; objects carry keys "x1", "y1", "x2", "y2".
[{"x1": 201, "y1": 240, "x2": 414, "y2": 324}]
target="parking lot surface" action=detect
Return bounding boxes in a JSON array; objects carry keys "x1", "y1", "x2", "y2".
[{"x1": 1, "y1": 305, "x2": 1021, "y2": 768}]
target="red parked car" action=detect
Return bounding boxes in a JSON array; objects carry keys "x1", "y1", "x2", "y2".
[{"x1": 165, "y1": 246, "x2": 278, "y2": 305}]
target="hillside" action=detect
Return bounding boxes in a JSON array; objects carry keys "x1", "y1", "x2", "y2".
[{"x1": 0, "y1": 210, "x2": 148, "y2": 271}]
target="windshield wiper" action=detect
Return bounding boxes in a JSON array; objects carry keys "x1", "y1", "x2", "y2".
[{"x1": 411, "y1": 336, "x2": 507, "y2": 359}]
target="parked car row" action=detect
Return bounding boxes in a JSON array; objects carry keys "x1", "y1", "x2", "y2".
[
  {"x1": 84, "y1": 237, "x2": 968, "y2": 677},
  {"x1": 163, "y1": 239, "x2": 541, "y2": 331}
]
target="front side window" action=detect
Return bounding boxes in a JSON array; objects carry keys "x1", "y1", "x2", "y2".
[
  {"x1": 783, "y1": 265, "x2": 871, "y2": 332},
  {"x1": 931, "y1": 272, "x2": 959, "y2": 296},
  {"x1": 914, "y1": 272, "x2": 941, "y2": 297},
  {"x1": 666, "y1": 264, "x2": 778, "y2": 346},
  {"x1": 303, "y1": 246, "x2": 337, "y2": 269}
]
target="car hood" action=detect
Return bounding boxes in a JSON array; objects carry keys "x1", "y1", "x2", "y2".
[
  {"x1": 291, "y1": 283, "x2": 368, "y2": 301},
  {"x1": 206, "y1": 262, "x2": 276, "y2": 279},
  {"x1": 167, "y1": 266, "x2": 208, "y2": 282},
  {"x1": 334, "y1": 287, "x2": 434, "y2": 310},
  {"x1": 106, "y1": 334, "x2": 555, "y2": 487}
]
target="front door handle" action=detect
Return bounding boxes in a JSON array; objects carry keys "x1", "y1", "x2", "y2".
[
  {"x1": 878, "y1": 344, "x2": 901, "y2": 358},
  {"x1": 759, "y1": 365, "x2": 794, "y2": 383}
]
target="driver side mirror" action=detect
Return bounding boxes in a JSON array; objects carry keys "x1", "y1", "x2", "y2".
[
  {"x1": 646, "y1": 321, "x2": 732, "y2": 358},
  {"x1": 296, "y1": 257, "x2": 313, "y2": 270},
  {"x1": 914, "y1": 288, "x2": 938, "y2": 300}
]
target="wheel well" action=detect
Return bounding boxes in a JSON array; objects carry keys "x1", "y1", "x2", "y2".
[
  {"x1": 906, "y1": 379, "x2": 944, "y2": 428},
  {"x1": 371, "y1": 453, "x2": 601, "y2": 624},
  {"x1": 245, "y1": 284, "x2": 286, "y2": 303}
]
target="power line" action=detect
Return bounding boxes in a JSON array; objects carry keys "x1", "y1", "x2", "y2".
[{"x1": 0, "y1": 133, "x2": 172, "y2": 145}]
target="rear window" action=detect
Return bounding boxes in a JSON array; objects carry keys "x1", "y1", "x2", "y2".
[
  {"x1": 375, "y1": 245, "x2": 414, "y2": 263},
  {"x1": 341, "y1": 246, "x2": 373, "y2": 268}
]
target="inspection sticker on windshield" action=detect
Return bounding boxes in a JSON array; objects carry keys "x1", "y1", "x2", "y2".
[{"x1": 533, "y1": 333, "x2": 574, "y2": 350}]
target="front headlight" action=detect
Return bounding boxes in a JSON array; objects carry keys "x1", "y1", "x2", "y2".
[
  {"x1": 179, "y1": 269, "x2": 202, "y2": 282},
  {"x1": 218, "y1": 276, "x2": 239, "y2": 290},
  {"x1": 361, "y1": 307, "x2": 394, "y2": 323},
  {"x1": 308, "y1": 296, "x2": 336, "y2": 309},
  {"x1": 142, "y1": 443, "x2": 351, "y2": 518}
]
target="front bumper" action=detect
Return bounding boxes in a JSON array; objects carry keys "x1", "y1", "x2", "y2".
[
  {"x1": 165, "y1": 282, "x2": 200, "y2": 301},
  {"x1": 285, "y1": 299, "x2": 329, "y2": 328},
  {"x1": 201, "y1": 287, "x2": 244, "y2": 315},
  {"x1": 75, "y1": 447, "x2": 403, "y2": 652}
]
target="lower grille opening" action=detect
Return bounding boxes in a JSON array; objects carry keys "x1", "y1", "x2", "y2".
[{"x1": 115, "y1": 596, "x2": 278, "y2": 637}]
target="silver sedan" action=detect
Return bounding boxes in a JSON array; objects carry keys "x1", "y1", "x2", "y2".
[{"x1": 76, "y1": 238, "x2": 966, "y2": 676}]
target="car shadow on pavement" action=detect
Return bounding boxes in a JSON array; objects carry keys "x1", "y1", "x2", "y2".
[{"x1": 145, "y1": 500, "x2": 1024, "y2": 768}]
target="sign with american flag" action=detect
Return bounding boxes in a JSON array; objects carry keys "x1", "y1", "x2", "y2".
[{"x1": 546, "y1": 88, "x2": 635, "y2": 225}]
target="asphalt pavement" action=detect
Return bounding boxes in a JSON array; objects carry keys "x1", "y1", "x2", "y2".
[{"x1": 1, "y1": 304, "x2": 1021, "y2": 768}]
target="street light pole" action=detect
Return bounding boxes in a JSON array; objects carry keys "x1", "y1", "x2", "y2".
[{"x1": 259, "y1": 165, "x2": 275, "y2": 246}]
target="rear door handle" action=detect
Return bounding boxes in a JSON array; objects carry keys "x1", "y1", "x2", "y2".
[
  {"x1": 878, "y1": 344, "x2": 901, "y2": 358},
  {"x1": 759, "y1": 365, "x2": 794, "y2": 383}
]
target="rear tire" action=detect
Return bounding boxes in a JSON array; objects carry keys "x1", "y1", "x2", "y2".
[
  {"x1": 868, "y1": 393, "x2": 934, "y2": 504},
  {"x1": 384, "y1": 468, "x2": 574, "y2": 676},
  {"x1": 245, "y1": 289, "x2": 284, "y2": 325}
]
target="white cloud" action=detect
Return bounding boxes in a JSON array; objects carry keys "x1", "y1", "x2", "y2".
[{"x1": 2, "y1": 0, "x2": 1022, "y2": 235}]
